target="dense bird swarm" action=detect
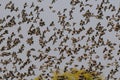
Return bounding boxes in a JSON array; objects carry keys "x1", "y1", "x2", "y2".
[{"x1": 0, "y1": 0, "x2": 120, "y2": 80}]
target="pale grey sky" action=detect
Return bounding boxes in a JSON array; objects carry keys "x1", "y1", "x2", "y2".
[{"x1": 0, "y1": 0, "x2": 120, "y2": 80}]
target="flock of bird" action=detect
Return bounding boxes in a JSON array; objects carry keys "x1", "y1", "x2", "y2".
[{"x1": 0, "y1": 0, "x2": 120, "y2": 80}]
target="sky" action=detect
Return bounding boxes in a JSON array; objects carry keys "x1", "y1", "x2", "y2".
[{"x1": 0, "y1": 0, "x2": 120, "y2": 80}]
